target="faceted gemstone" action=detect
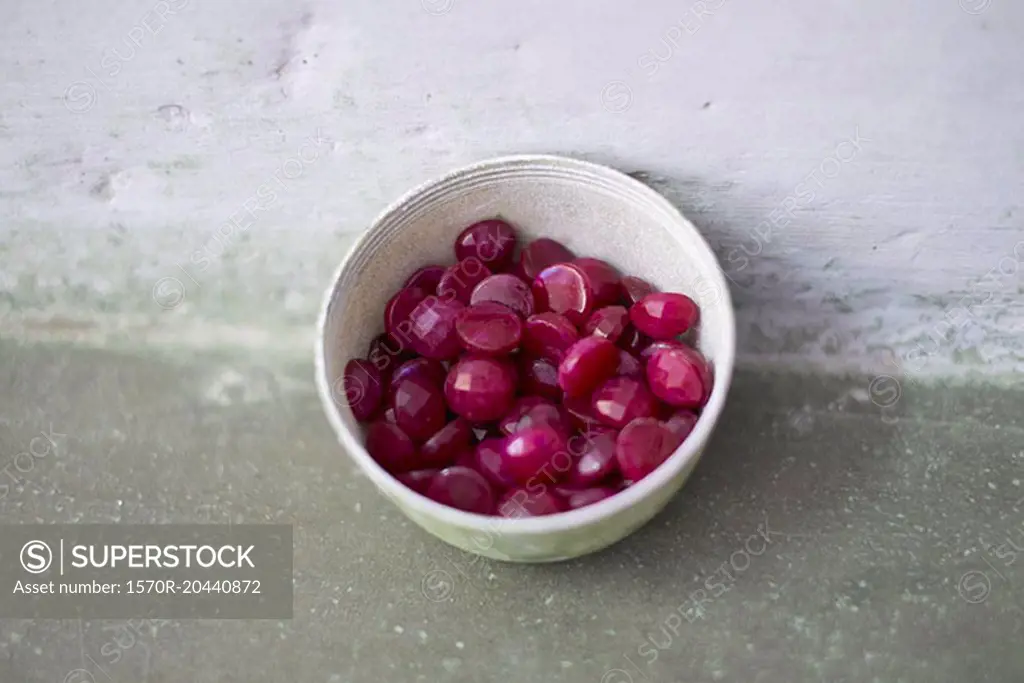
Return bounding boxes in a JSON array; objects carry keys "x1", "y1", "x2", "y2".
[
  {"x1": 385, "y1": 286, "x2": 430, "y2": 339},
  {"x1": 426, "y1": 466, "x2": 495, "y2": 514},
  {"x1": 567, "y1": 430, "x2": 619, "y2": 487},
  {"x1": 615, "y1": 350, "x2": 643, "y2": 378},
  {"x1": 499, "y1": 398, "x2": 571, "y2": 437},
  {"x1": 392, "y1": 375, "x2": 447, "y2": 442},
  {"x1": 341, "y1": 359, "x2": 384, "y2": 422},
  {"x1": 664, "y1": 410, "x2": 700, "y2": 441},
  {"x1": 565, "y1": 487, "x2": 618, "y2": 510},
  {"x1": 573, "y1": 258, "x2": 621, "y2": 307},
  {"x1": 496, "y1": 486, "x2": 566, "y2": 518},
  {"x1": 583, "y1": 305, "x2": 630, "y2": 343},
  {"x1": 396, "y1": 468, "x2": 439, "y2": 494},
  {"x1": 404, "y1": 265, "x2": 447, "y2": 294},
  {"x1": 591, "y1": 376, "x2": 659, "y2": 429},
  {"x1": 455, "y1": 219, "x2": 518, "y2": 272},
  {"x1": 615, "y1": 417, "x2": 684, "y2": 481},
  {"x1": 639, "y1": 340, "x2": 686, "y2": 362},
  {"x1": 390, "y1": 358, "x2": 447, "y2": 392},
  {"x1": 454, "y1": 301, "x2": 522, "y2": 356},
  {"x1": 502, "y1": 424, "x2": 569, "y2": 484},
  {"x1": 620, "y1": 275, "x2": 657, "y2": 306},
  {"x1": 498, "y1": 397, "x2": 551, "y2": 435},
  {"x1": 516, "y1": 238, "x2": 575, "y2": 282},
  {"x1": 558, "y1": 337, "x2": 619, "y2": 397},
  {"x1": 407, "y1": 297, "x2": 465, "y2": 360},
  {"x1": 532, "y1": 263, "x2": 594, "y2": 326},
  {"x1": 473, "y1": 437, "x2": 518, "y2": 488},
  {"x1": 519, "y1": 355, "x2": 562, "y2": 401},
  {"x1": 522, "y1": 312, "x2": 579, "y2": 362},
  {"x1": 618, "y1": 326, "x2": 651, "y2": 356},
  {"x1": 444, "y1": 355, "x2": 517, "y2": 422},
  {"x1": 420, "y1": 418, "x2": 473, "y2": 468},
  {"x1": 470, "y1": 273, "x2": 535, "y2": 318},
  {"x1": 646, "y1": 346, "x2": 711, "y2": 408},
  {"x1": 630, "y1": 292, "x2": 700, "y2": 340},
  {"x1": 437, "y1": 259, "x2": 493, "y2": 305},
  {"x1": 365, "y1": 420, "x2": 417, "y2": 473}
]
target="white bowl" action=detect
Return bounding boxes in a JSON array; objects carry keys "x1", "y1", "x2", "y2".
[{"x1": 315, "y1": 154, "x2": 735, "y2": 563}]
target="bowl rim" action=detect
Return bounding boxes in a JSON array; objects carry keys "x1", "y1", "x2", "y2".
[{"x1": 315, "y1": 153, "x2": 736, "y2": 538}]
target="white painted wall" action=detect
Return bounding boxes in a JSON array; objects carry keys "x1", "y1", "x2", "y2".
[{"x1": 1, "y1": 0, "x2": 1021, "y2": 379}]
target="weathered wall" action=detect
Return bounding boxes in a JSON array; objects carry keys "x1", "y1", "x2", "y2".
[{"x1": 1, "y1": 0, "x2": 1021, "y2": 379}]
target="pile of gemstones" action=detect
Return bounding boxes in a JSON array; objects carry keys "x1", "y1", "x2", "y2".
[{"x1": 341, "y1": 219, "x2": 712, "y2": 517}]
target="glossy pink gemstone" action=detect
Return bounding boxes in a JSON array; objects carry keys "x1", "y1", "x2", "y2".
[
  {"x1": 437, "y1": 259, "x2": 493, "y2": 305},
  {"x1": 420, "y1": 418, "x2": 473, "y2": 469},
  {"x1": 496, "y1": 486, "x2": 566, "y2": 518},
  {"x1": 639, "y1": 340, "x2": 686, "y2": 362},
  {"x1": 341, "y1": 359, "x2": 384, "y2": 422},
  {"x1": 385, "y1": 286, "x2": 430, "y2": 340},
  {"x1": 565, "y1": 487, "x2": 618, "y2": 510},
  {"x1": 519, "y1": 355, "x2": 562, "y2": 401},
  {"x1": 615, "y1": 350, "x2": 643, "y2": 378},
  {"x1": 499, "y1": 398, "x2": 571, "y2": 437},
  {"x1": 664, "y1": 410, "x2": 699, "y2": 442},
  {"x1": 498, "y1": 397, "x2": 551, "y2": 435},
  {"x1": 390, "y1": 358, "x2": 447, "y2": 393},
  {"x1": 630, "y1": 292, "x2": 700, "y2": 340},
  {"x1": 470, "y1": 274, "x2": 535, "y2": 318},
  {"x1": 567, "y1": 430, "x2": 619, "y2": 487},
  {"x1": 503, "y1": 424, "x2": 570, "y2": 484},
  {"x1": 444, "y1": 355, "x2": 517, "y2": 422},
  {"x1": 407, "y1": 297, "x2": 465, "y2": 360},
  {"x1": 473, "y1": 437, "x2": 518, "y2": 488},
  {"x1": 591, "y1": 376, "x2": 659, "y2": 429},
  {"x1": 426, "y1": 466, "x2": 495, "y2": 514},
  {"x1": 573, "y1": 258, "x2": 621, "y2": 307},
  {"x1": 583, "y1": 305, "x2": 630, "y2": 343},
  {"x1": 455, "y1": 219, "x2": 518, "y2": 272},
  {"x1": 396, "y1": 468, "x2": 439, "y2": 494},
  {"x1": 615, "y1": 417, "x2": 684, "y2": 481},
  {"x1": 646, "y1": 346, "x2": 711, "y2": 408},
  {"x1": 405, "y1": 265, "x2": 447, "y2": 294},
  {"x1": 618, "y1": 326, "x2": 651, "y2": 356},
  {"x1": 516, "y1": 238, "x2": 575, "y2": 282},
  {"x1": 532, "y1": 263, "x2": 594, "y2": 326},
  {"x1": 365, "y1": 420, "x2": 417, "y2": 473},
  {"x1": 620, "y1": 276, "x2": 657, "y2": 306},
  {"x1": 563, "y1": 393, "x2": 601, "y2": 432},
  {"x1": 455, "y1": 302, "x2": 522, "y2": 355},
  {"x1": 558, "y1": 337, "x2": 619, "y2": 397},
  {"x1": 392, "y1": 375, "x2": 447, "y2": 442},
  {"x1": 522, "y1": 312, "x2": 579, "y2": 362}
]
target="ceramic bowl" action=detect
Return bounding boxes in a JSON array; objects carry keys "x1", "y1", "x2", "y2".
[{"x1": 315, "y1": 154, "x2": 735, "y2": 563}]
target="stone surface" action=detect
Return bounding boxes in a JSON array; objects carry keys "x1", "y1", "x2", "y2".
[{"x1": 1, "y1": 341, "x2": 1023, "y2": 682}]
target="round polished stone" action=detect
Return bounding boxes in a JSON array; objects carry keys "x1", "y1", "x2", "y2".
[
  {"x1": 567, "y1": 430, "x2": 619, "y2": 487},
  {"x1": 557, "y1": 336, "x2": 619, "y2": 397},
  {"x1": 390, "y1": 358, "x2": 447, "y2": 393},
  {"x1": 591, "y1": 376, "x2": 659, "y2": 429},
  {"x1": 426, "y1": 466, "x2": 495, "y2": 514},
  {"x1": 384, "y1": 285, "x2": 430, "y2": 338},
  {"x1": 407, "y1": 297, "x2": 465, "y2": 360},
  {"x1": 630, "y1": 292, "x2": 700, "y2": 340},
  {"x1": 443, "y1": 355, "x2": 517, "y2": 422},
  {"x1": 502, "y1": 424, "x2": 569, "y2": 484},
  {"x1": 646, "y1": 346, "x2": 711, "y2": 408},
  {"x1": 395, "y1": 468, "x2": 439, "y2": 494},
  {"x1": 341, "y1": 359, "x2": 384, "y2": 422},
  {"x1": 516, "y1": 238, "x2": 575, "y2": 282},
  {"x1": 392, "y1": 375, "x2": 448, "y2": 442},
  {"x1": 420, "y1": 418, "x2": 474, "y2": 469},
  {"x1": 365, "y1": 420, "x2": 417, "y2": 473},
  {"x1": 455, "y1": 219, "x2": 518, "y2": 272},
  {"x1": 499, "y1": 398, "x2": 571, "y2": 437},
  {"x1": 471, "y1": 273, "x2": 534, "y2": 319},
  {"x1": 532, "y1": 263, "x2": 594, "y2": 326},
  {"x1": 664, "y1": 410, "x2": 699, "y2": 442},
  {"x1": 523, "y1": 312, "x2": 579, "y2": 362},
  {"x1": 615, "y1": 417, "x2": 683, "y2": 481},
  {"x1": 583, "y1": 305, "x2": 630, "y2": 343},
  {"x1": 455, "y1": 302, "x2": 523, "y2": 355},
  {"x1": 472, "y1": 437, "x2": 518, "y2": 488}
]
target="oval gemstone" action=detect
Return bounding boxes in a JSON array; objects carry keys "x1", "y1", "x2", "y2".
[
  {"x1": 443, "y1": 355, "x2": 517, "y2": 422},
  {"x1": 523, "y1": 312, "x2": 579, "y2": 362},
  {"x1": 630, "y1": 293, "x2": 700, "y2": 340},
  {"x1": 365, "y1": 420, "x2": 417, "y2": 473},
  {"x1": 646, "y1": 346, "x2": 711, "y2": 408},
  {"x1": 406, "y1": 297, "x2": 465, "y2": 360},
  {"x1": 558, "y1": 337, "x2": 619, "y2": 397},
  {"x1": 455, "y1": 219, "x2": 518, "y2": 272},
  {"x1": 455, "y1": 302, "x2": 523, "y2": 355},
  {"x1": 516, "y1": 238, "x2": 575, "y2": 282},
  {"x1": 532, "y1": 263, "x2": 594, "y2": 326},
  {"x1": 392, "y1": 375, "x2": 448, "y2": 442},
  {"x1": 426, "y1": 467, "x2": 495, "y2": 514},
  {"x1": 615, "y1": 417, "x2": 683, "y2": 481},
  {"x1": 471, "y1": 274, "x2": 535, "y2": 318},
  {"x1": 591, "y1": 376, "x2": 659, "y2": 429}
]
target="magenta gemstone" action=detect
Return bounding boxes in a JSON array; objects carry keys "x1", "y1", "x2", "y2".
[
  {"x1": 620, "y1": 276, "x2": 657, "y2": 306},
  {"x1": 499, "y1": 398, "x2": 571, "y2": 437},
  {"x1": 405, "y1": 265, "x2": 447, "y2": 294},
  {"x1": 563, "y1": 393, "x2": 602, "y2": 432},
  {"x1": 420, "y1": 418, "x2": 473, "y2": 469},
  {"x1": 503, "y1": 424, "x2": 570, "y2": 485},
  {"x1": 664, "y1": 410, "x2": 699, "y2": 442},
  {"x1": 444, "y1": 355, "x2": 517, "y2": 422},
  {"x1": 558, "y1": 336, "x2": 619, "y2": 397},
  {"x1": 385, "y1": 286, "x2": 430, "y2": 340},
  {"x1": 565, "y1": 486, "x2": 618, "y2": 510},
  {"x1": 639, "y1": 340, "x2": 686, "y2": 363},
  {"x1": 630, "y1": 292, "x2": 700, "y2": 340},
  {"x1": 615, "y1": 417, "x2": 683, "y2": 481},
  {"x1": 498, "y1": 397, "x2": 551, "y2": 435},
  {"x1": 407, "y1": 297, "x2": 465, "y2": 360},
  {"x1": 454, "y1": 219, "x2": 518, "y2": 272},
  {"x1": 470, "y1": 274, "x2": 535, "y2": 318},
  {"x1": 365, "y1": 420, "x2": 417, "y2": 473},
  {"x1": 437, "y1": 259, "x2": 493, "y2": 305},
  {"x1": 519, "y1": 355, "x2": 562, "y2": 401},
  {"x1": 532, "y1": 263, "x2": 594, "y2": 326},
  {"x1": 573, "y1": 257, "x2": 621, "y2": 307},
  {"x1": 583, "y1": 305, "x2": 630, "y2": 343},
  {"x1": 392, "y1": 375, "x2": 447, "y2": 442},
  {"x1": 396, "y1": 468, "x2": 439, "y2": 494},
  {"x1": 522, "y1": 312, "x2": 579, "y2": 362},
  {"x1": 591, "y1": 376, "x2": 659, "y2": 429},
  {"x1": 341, "y1": 359, "x2": 384, "y2": 422},
  {"x1": 426, "y1": 466, "x2": 495, "y2": 514},
  {"x1": 516, "y1": 238, "x2": 575, "y2": 282},
  {"x1": 473, "y1": 437, "x2": 518, "y2": 488},
  {"x1": 646, "y1": 346, "x2": 711, "y2": 408},
  {"x1": 454, "y1": 302, "x2": 522, "y2": 356},
  {"x1": 496, "y1": 486, "x2": 566, "y2": 518},
  {"x1": 615, "y1": 350, "x2": 643, "y2": 378},
  {"x1": 568, "y1": 430, "x2": 619, "y2": 487},
  {"x1": 390, "y1": 357, "x2": 447, "y2": 393}
]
